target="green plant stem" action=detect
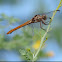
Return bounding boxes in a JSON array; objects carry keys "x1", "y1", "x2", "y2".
[{"x1": 32, "y1": 0, "x2": 62, "y2": 61}]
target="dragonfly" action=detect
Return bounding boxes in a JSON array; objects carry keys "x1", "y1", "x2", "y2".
[{"x1": 7, "y1": 10, "x2": 60, "y2": 34}]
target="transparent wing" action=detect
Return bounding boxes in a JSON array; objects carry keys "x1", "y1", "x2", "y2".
[
  {"x1": 38, "y1": 10, "x2": 60, "y2": 17},
  {"x1": 39, "y1": 10, "x2": 60, "y2": 24},
  {"x1": 24, "y1": 10, "x2": 60, "y2": 31}
]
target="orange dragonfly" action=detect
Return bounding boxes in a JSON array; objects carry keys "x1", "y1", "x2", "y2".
[{"x1": 7, "y1": 10, "x2": 60, "y2": 34}]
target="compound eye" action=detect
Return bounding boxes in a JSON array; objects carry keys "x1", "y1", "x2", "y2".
[
  {"x1": 44, "y1": 15, "x2": 46, "y2": 18},
  {"x1": 43, "y1": 15, "x2": 47, "y2": 20}
]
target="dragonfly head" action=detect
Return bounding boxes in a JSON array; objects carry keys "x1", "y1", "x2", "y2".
[{"x1": 42, "y1": 15, "x2": 47, "y2": 20}]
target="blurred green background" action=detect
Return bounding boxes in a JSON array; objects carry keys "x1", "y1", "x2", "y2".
[{"x1": 0, "y1": 0, "x2": 62, "y2": 61}]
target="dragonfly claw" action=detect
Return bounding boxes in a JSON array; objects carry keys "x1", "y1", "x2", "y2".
[{"x1": 49, "y1": 17, "x2": 51, "y2": 19}]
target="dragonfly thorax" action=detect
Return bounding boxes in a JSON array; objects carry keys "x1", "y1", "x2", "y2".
[{"x1": 32, "y1": 15, "x2": 43, "y2": 23}]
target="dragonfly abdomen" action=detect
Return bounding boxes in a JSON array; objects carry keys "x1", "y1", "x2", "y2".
[{"x1": 7, "y1": 20, "x2": 31, "y2": 34}]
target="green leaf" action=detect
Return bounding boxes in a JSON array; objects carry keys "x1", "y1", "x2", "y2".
[
  {"x1": 19, "y1": 49, "x2": 27, "y2": 55},
  {"x1": 19, "y1": 48, "x2": 33, "y2": 60},
  {"x1": 1, "y1": 13, "x2": 9, "y2": 20},
  {"x1": 0, "y1": 18, "x2": 4, "y2": 21},
  {"x1": 9, "y1": 16, "x2": 20, "y2": 24}
]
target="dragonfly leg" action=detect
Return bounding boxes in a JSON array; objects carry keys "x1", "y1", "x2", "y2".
[
  {"x1": 40, "y1": 22, "x2": 46, "y2": 31},
  {"x1": 42, "y1": 19, "x2": 49, "y2": 25},
  {"x1": 44, "y1": 17, "x2": 51, "y2": 24},
  {"x1": 40, "y1": 22, "x2": 41, "y2": 28},
  {"x1": 45, "y1": 21, "x2": 50, "y2": 24},
  {"x1": 31, "y1": 24, "x2": 34, "y2": 36},
  {"x1": 45, "y1": 17, "x2": 52, "y2": 24}
]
